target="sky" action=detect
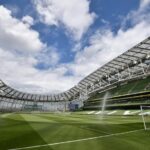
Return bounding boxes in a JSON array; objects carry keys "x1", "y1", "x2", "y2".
[{"x1": 0, "y1": 0, "x2": 150, "y2": 94}]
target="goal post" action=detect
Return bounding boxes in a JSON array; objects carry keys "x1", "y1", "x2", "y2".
[{"x1": 140, "y1": 106, "x2": 150, "y2": 130}]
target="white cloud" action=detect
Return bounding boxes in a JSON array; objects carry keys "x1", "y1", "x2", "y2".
[
  {"x1": 71, "y1": 22, "x2": 150, "y2": 77},
  {"x1": 0, "y1": 5, "x2": 68, "y2": 93},
  {"x1": 0, "y1": 5, "x2": 43, "y2": 53},
  {"x1": 67, "y1": 1, "x2": 150, "y2": 78},
  {"x1": 0, "y1": 1, "x2": 150, "y2": 94},
  {"x1": 140, "y1": 0, "x2": 150, "y2": 8},
  {"x1": 33, "y1": 0, "x2": 96, "y2": 40},
  {"x1": 36, "y1": 46, "x2": 60, "y2": 67},
  {"x1": 22, "y1": 15, "x2": 34, "y2": 26},
  {"x1": 122, "y1": 0, "x2": 150, "y2": 26}
]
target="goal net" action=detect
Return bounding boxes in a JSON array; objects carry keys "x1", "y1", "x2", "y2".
[{"x1": 140, "y1": 106, "x2": 150, "y2": 130}]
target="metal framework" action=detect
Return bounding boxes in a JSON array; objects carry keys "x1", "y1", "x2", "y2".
[{"x1": 0, "y1": 37, "x2": 150, "y2": 111}]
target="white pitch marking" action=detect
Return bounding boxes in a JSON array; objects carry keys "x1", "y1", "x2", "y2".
[
  {"x1": 107, "y1": 111, "x2": 117, "y2": 115},
  {"x1": 129, "y1": 111, "x2": 140, "y2": 115},
  {"x1": 87, "y1": 111, "x2": 95, "y2": 114},
  {"x1": 123, "y1": 111, "x2": 130, "y2": 115},
  {"x1": 95, "y1": 111, "x2": 102, "y2": 114},
  {"x1": 139, "y1": 111, "x2": 150, "y2": 115},
  {"x1": 8, "y1": 129, "x2": 144, "y2": 150},
  {"x1": 123, "y1": 111, "x2": 140, "y2": 115}
]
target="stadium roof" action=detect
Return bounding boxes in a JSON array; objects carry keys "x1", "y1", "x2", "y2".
[{"x1": 0, "y1": 36, "x2": 150, "y2": 101}]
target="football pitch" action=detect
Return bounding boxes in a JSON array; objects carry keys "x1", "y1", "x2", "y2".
[{"x1": 0, "y1": 112, "x2": 150, "y2": 150}]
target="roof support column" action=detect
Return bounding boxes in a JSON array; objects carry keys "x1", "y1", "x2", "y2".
[
  {"x1": 127, "y1": 65, "x2": 132, "y2": 79},
  {"x1": 11, "y1": 100, "x2": 15, "y2": 112},
  {"x1": 140, "y1": 59, "x2": 146, "y2": 74}
]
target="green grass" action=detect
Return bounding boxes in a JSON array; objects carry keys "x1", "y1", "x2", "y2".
[{"x1": 0, "y1": 112, "x2": 150, "y2": 150}]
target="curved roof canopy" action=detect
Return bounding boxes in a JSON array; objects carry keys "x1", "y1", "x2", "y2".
[{"x1": 0, "y1": 37, "x2": 150, "y2": 102}]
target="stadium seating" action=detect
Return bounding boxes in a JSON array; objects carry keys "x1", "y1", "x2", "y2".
[{"x1": 83, "y1": 76, "x2": 150, "y2": 110}]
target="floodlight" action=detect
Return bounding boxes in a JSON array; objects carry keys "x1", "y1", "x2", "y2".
[
  {"x1": 146, "y1": 54, "x2": 150, "y2": 59},
  {"x1": 133, "y1": 60, "x2": 137, "y2": 64}
]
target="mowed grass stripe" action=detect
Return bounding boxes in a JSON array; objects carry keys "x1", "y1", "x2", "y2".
[
  {"x1": 0, "y1": 114, "x2": 49, "y2": 150},
  {"x1": 35, "y1": 114, "x2": 143, "y2": 134},
  {"x1": 0, "y1": 113, "x2": 149, "y2": 150},
  {"x1": 34, "y1": 113, "x2": 110, "y2": 135},
  {"x1": 8, "y1": 129, "x2": 144, "y2": 150},
  {"x1": 24, "y1": 114, "x2": 107, "y2": 144},
  {"x1": 36, "y1": 113, "x2": 142, "y2": 125}
]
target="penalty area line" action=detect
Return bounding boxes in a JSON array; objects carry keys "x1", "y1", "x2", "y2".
[{"x1": 8, "y1": 129, "x2": 144, "y2": 150}]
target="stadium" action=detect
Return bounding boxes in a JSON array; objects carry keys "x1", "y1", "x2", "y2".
[
  {"x1": 0, "y1": 36, "x2": 150, "y2": 150},
  {"x1": 0, "y1": 1, "x2": 150, "y2": 150}
]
